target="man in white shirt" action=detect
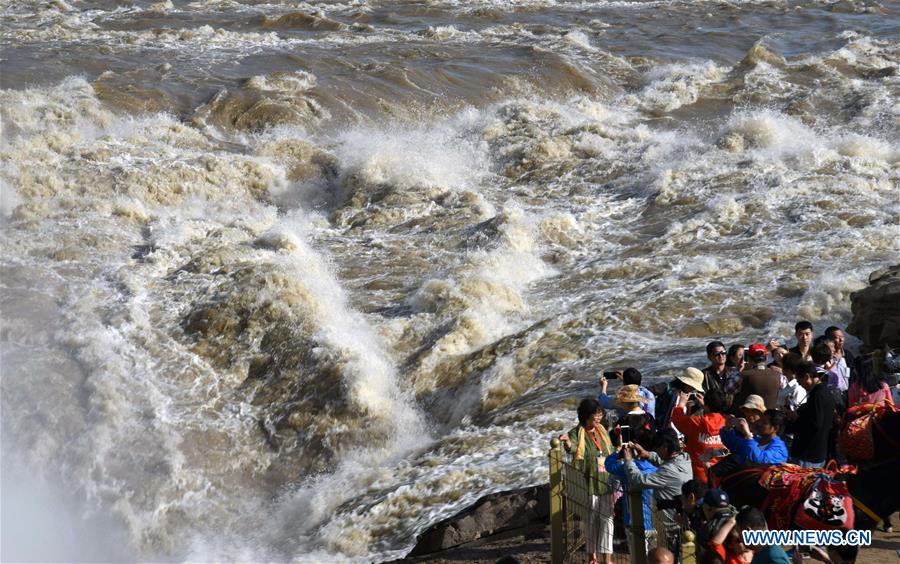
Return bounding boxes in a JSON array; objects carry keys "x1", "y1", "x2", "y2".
[
  {"x1": 825, "y1": 326, "x2": 856, "y2": 381},
  {"x1": 777, "y1": 352, "x2": 807, "y2": 452},
  {"x1": 778, "y1": 352, "x2": 807, "y2": 411}
]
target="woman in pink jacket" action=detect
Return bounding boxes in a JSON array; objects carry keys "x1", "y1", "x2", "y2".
[{"x1": 848, "y1": 368, "x2": 894, "y2": 407}]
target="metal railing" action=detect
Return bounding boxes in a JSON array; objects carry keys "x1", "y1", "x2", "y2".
[{"x1": 550, "y1": 438, "x2": 697, "y2": 564}]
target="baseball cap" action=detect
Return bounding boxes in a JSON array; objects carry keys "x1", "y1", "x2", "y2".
[
  {"x1": 748, "y1": 343, "x2": 767, "y2": 358},
  {"x1": 702, "y1": 488, "x2": 730, "y2": 508}
]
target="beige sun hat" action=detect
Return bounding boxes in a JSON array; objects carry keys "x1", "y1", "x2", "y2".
[
  {"x1": 739, "y1": 394, "x2": 766, "y2": 414},
  {"x1": 616, "y1": 384, "x2": 649, "y2": 405},
  {"x1": 676, "y1": 367, "x2": 705, "y2": 392}
]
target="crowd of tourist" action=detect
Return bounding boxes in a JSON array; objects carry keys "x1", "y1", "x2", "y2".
[{"x1": 559, "y1": 322, "x2": 899, "y2": 564}]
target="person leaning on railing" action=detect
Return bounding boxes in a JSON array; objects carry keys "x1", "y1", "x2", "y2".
[{"x1": 559, "y1": 398, "x2": 616, "y2": 564}]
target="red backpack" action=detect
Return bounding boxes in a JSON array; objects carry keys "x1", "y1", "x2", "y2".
[
  {"x1": 839, "y1": 402, "x2": 899, "y2": 461},
  {"x1": 839, "y1": 411, "x2": 876, "y2": 461}
]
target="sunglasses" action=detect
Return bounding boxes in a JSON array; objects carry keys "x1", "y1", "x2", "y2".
[{"x1": 712, "y1": 351, "x2": 727, "y2": 356}]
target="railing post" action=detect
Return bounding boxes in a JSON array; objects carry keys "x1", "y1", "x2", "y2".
[
  {"x1": 629, "y1": 489, "x2": 649, "y2": 564},
  {"x1": 549, "y1": 438, "x2": 564, "y2": 564},
  {"x1": 681, "y1": 530, "x2": 697, "y2": 564}
]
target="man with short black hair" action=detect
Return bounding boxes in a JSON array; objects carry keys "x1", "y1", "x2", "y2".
[
  {"x1": 815, "y1": 336, "x2": 848, "y2": 396},
  {"x1": 679, "y1": 479, "x2": 707, "y2": 532},
  {"x1": 777, "y1": 352, "x2": 807, "y2": 412},
  {"x1": 702, "y1": 341, "x2": 729, "y2": 396},
  {"x1": 811, "y1": 339, "x2": 845, "y2": 463},
  {"x1": 789, "y1": 321, "x2": 814, "y2": 362},
  {"x1": 624, "y1": 429, "x2": 694, "y2": 536},
  {"x1": 720, "y1": 409, "x2": 788, "y2": 465},
  {"x1": 720, "y1": 344, "x2": 745, "y2": 408},
  {"x1": 825, "y1": 326, "x2": 855, "y2": 384},
  {"x1": 785, "y1": 362, "x2": 834, "y2": 468},
  {"x1": 599, "y1": 367, "x2": 656, "y2": 419},
  {"x1": 739, "y1": 507, "x2": 790, "y2": 564},
  {"x1": 672, "y1": 389, "x2": 728, "y2": 483},
  {"x1": 811, "y1": 339, "x2": 831, "y2": 372}
]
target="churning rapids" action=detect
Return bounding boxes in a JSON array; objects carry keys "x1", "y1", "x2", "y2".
[{"x1": 1, "y1": 0, "x2": 898, "y2": 561}]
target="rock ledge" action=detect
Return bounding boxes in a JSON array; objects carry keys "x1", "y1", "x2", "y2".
[
  {"x1": 405, "y1": 485, "x2": 549, "y2": 558},
  {"x1": 848, "y1": 264, "x2": 900, "y2": 351}
]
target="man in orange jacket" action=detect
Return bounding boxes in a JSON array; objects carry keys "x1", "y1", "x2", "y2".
[{"x1": 671, "y1": 388, "x2": 729, "y2": 483}]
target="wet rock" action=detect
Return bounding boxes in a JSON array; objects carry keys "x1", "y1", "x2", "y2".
[
  {"x1": 457, "y1": 216, "x2": 503, "y2": 252},
  {"x1": 860, "y1": 66, "x2": 896, "y2": 80},
  {"x1": 92, "y1": 70, "x2": 174, "y2": 115},
  {"x1": 740, "y1": 42, "x2": 786, "y2": 68},
  {"x1": 192, "y1": 87, "x2": 324, "y2": 132},
  {"x1": 828, "y1": 0, "x2": 862, "y2": 13},
  {"x1": 259, "y1": 11, "x2": 347, "y2": 31},
  {"x1": 255, "y1": 138, "x2": 337, "y2": 183},
  {"x1": 406, "y1": 485, "x2": 549, "y2": 557},
  {"x1": 847, "y1": 265, "x2": 900, "y2": 351}
]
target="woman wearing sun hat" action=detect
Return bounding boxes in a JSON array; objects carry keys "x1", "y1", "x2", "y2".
[
  {"x1": 736, "y1": 394, "x2": 766, "y2": 424},
  {"x1": 613, "y1": 384, "x2": 654, "y2": 443},
  {"x1": 616, "y1": 384, "x2": 650, "y2": 413},
  {"x1": 652, "y1": 367, "x2": 706, "y2": 431}
]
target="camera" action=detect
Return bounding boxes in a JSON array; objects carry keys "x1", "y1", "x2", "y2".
[
  {"x1": 620, "y1": 425, "x2": 632, "y2": 443},
  {"x1": 602, "y1": 371, "x2": 620, "y2": 380}
]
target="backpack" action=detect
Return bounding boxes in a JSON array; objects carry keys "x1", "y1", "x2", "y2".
[
  {"x1": 794, "y1": 475, "x2": 854, "y2": 531},
  {"x1": 839, "y1": 402, "x2": 899, "y2": 461},
  {"x1": 838, "y1": 410, "x2": 875, "y2": 461}
]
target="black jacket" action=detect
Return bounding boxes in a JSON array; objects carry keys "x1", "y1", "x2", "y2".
[{"x1": 786, "y1": 382, "x2": 834, "y2": 463}]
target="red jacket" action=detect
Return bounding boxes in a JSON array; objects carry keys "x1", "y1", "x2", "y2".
[
  {"x1": 711, "y1": 542, "x2": 751, "y2": 564},
  {"x1": 671, "y1": 406, "x2": 727, "y2": 483}
]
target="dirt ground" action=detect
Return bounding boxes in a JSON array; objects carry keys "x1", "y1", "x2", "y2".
[
  {"x1": 855, "y1": 525, "x2": 900, "y2": 564},
  {"x1": 399, "y1": 519, "x2": 900, "y2": 563}
]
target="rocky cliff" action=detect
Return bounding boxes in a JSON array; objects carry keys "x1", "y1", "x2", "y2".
[
  {"x1": 848, "y1": 264, "x2": 900, "y2": 351},
  {"x1": 396, "y1": 485, "x2": 550, "y2": 562}
]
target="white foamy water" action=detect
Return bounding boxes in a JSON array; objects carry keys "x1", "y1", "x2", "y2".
[{"x1": 2, "y1": 0, "x2": 899, "y2": 561}]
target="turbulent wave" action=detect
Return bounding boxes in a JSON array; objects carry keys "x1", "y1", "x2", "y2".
[{"x1": 2, "y1": 0, "x2": 899, "y2": 561}]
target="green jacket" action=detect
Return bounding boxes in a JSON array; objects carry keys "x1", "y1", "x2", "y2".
[{"x1": 565, "y1": 425, "x2": 615, "y2": 496}]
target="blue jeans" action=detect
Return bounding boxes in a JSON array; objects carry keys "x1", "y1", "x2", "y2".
[{"x1": 790, "y1": 458, "x2": 824, "y2": 468}]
